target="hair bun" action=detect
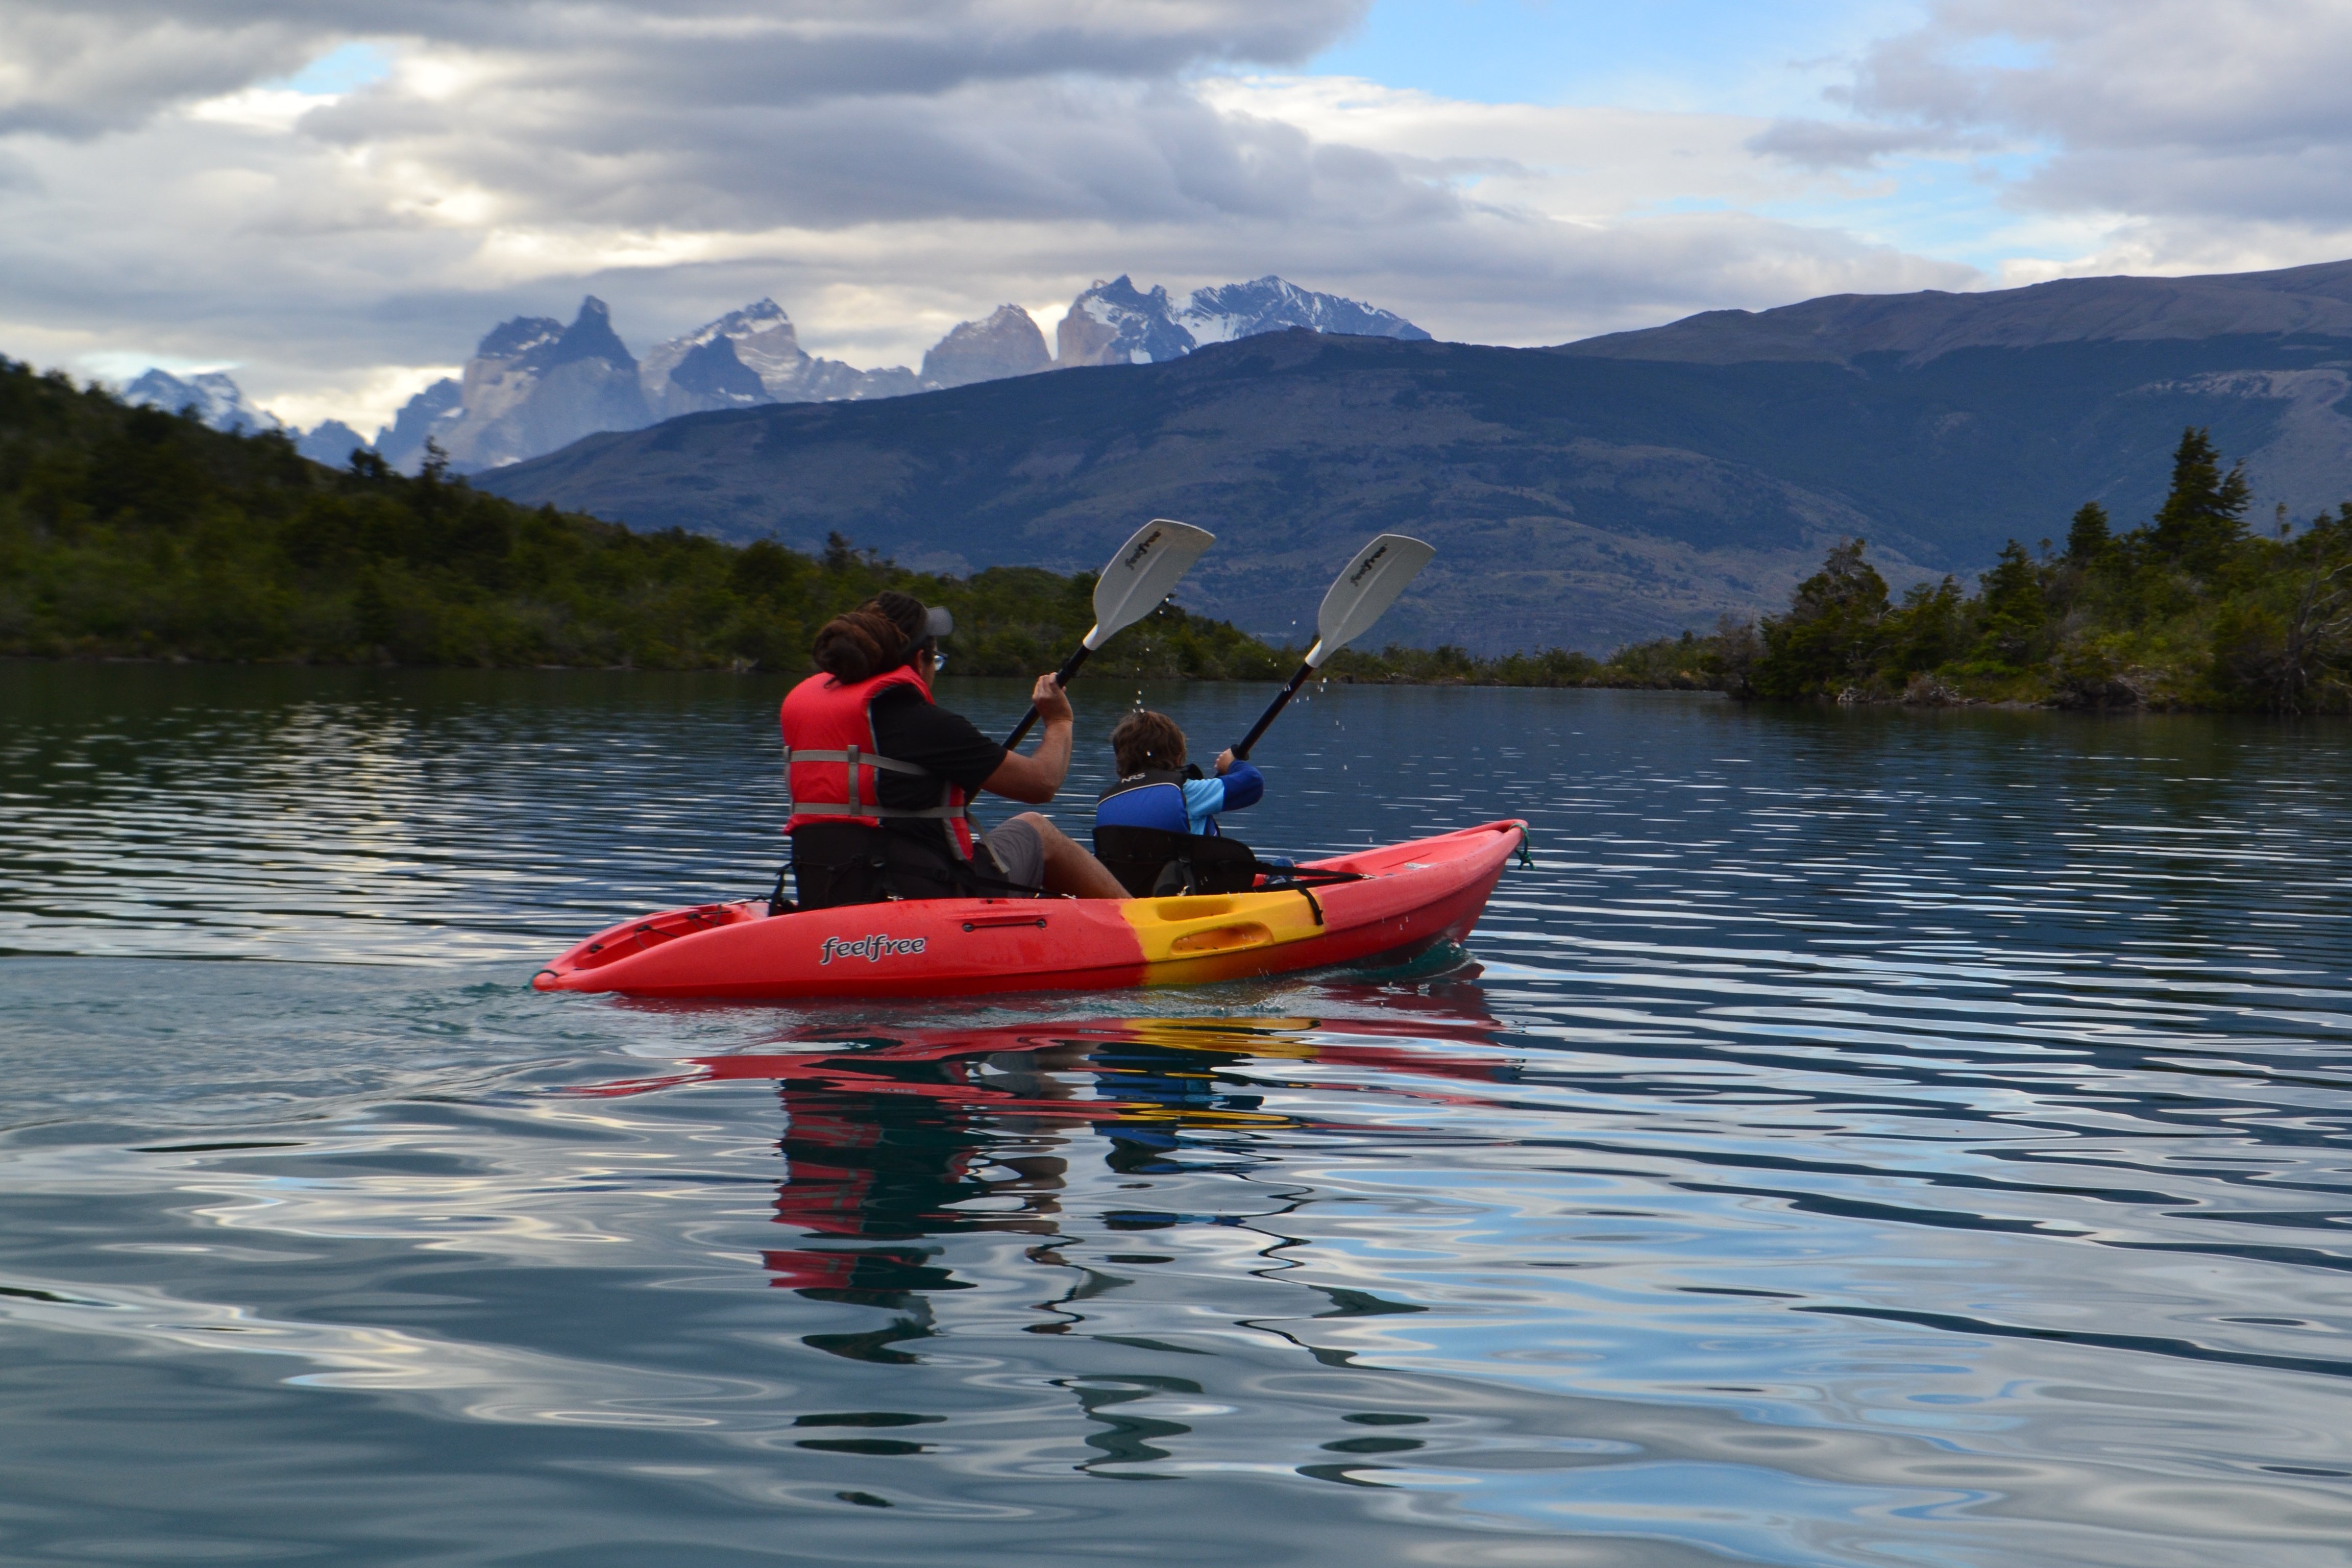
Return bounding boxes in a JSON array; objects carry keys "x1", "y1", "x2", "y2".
[{"x1": 811, "y1": 608, "x2": 903, "y2": 682}]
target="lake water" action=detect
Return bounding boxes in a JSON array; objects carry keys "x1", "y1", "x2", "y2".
[{"x1": 4, "y1": 663, "x2": 2350, "y2": 1567}]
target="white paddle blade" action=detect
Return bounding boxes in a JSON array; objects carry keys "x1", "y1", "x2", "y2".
[
  {"x1": 1081, "y1": 519, "x2": 1216, "y2": 650},
  {"x1": 1304, "y1": 533, "x2": 1435, "y2": 666}
]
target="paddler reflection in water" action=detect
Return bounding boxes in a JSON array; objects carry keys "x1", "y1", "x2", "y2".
[{"x1": 780, "y1": 592, "x2": 1127, "y2": 908}]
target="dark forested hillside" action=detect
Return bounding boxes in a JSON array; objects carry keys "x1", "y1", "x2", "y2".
[{"x1": 0, "y1": 359, "x2": 1283, "y2": 677}]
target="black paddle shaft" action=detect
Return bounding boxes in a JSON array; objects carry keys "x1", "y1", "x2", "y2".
[
  {"x1": 1001, "y1": 645, "x2": 1093, "y2": 749},
  {"x1": 1232, "y1": 663, "x2": 1312, "y2": 762}
]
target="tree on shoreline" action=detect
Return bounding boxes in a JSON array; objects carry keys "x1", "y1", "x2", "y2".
[{"x1": 1718, "y1": 427, "x2": 2352, "y2": 713}]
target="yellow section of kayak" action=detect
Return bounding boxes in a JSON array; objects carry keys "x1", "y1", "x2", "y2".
[{"x1": 1118, "y1": 889, "x2": 1328, "y2": 976}]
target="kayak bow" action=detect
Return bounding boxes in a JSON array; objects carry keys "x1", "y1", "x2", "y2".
[{"x1": 532, "y1": 819, "x2": 1526, "y2": 1001}]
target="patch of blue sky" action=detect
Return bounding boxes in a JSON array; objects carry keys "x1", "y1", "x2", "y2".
[
  {"x1": 274, "y1": 42, "x2": 394, "y2": 97},
  {"x1": 1745, "y1": 152, "x2": 2061, "y2": 277},
  {"x1": 1303, "y1": 0, "x2": 1929, "y2": 115}
]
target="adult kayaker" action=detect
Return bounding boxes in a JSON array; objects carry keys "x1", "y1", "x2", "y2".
[{"x1": 781, "y1": 592, "x2": 1127, "y2": 909}]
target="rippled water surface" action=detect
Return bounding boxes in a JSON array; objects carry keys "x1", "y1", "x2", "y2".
[{"x1": 4, "y1": 663, "x2": 2350, "y2": 1566}]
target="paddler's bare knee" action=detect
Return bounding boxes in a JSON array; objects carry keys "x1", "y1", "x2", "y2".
[{"x1": 1009, "y1": 812, "x2": 1128, "y2": 900}]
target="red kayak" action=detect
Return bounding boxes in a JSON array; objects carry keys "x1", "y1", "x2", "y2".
[{"x1": 532, "y1": 819, "x2": 1527, "y2": 1001}]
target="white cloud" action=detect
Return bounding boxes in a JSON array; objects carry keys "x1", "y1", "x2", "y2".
[
  {"x1": 8, "y1": 0, "x2": 2345, "y2": 431},
  {"x1": 1800, "y1": 0, "x2": 2352, "y2": 272}
]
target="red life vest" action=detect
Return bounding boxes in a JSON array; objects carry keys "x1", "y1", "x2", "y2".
[{"x1": 780, "y1": 665, "x2": 976, "y2": 857}]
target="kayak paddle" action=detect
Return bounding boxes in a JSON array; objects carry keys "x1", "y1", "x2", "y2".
[
  {"x1": 1002, "y1": 518, "x2": 1215, "y2": 747},
  {"x1": 1231, "y1": 532, "x2": 1435, "y2": 761}
]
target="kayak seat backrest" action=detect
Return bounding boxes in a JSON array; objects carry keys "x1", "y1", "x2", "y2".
[
  {"x1": 1092, "y1": 824, "x2": 1262, "y2": 899},
  {"x1": 790, "y1": 821, "x2": 1039, "y2": 909}
]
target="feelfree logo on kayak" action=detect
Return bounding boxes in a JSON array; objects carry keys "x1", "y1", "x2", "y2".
[{"x1": 819, "y1": 934, "x2": 927, "y2": 965}]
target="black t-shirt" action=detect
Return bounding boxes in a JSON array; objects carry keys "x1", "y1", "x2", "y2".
[{"x1": 864, "y1": 685, "x2": 1007, "y2": 853}]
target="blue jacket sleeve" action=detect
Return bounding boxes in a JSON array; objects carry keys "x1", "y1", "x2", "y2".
[{"x1": 1215, "y1": 761, "x2": 1264, "y2": 812}]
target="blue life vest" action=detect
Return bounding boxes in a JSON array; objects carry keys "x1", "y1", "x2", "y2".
[{"x1": 1095, "y1": 767, "x2": 1211, "y2": 838}]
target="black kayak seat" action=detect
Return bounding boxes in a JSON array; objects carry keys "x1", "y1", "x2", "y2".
[{"x1": 1092, "y1": 824, "x2": 1265, "y2": 898}]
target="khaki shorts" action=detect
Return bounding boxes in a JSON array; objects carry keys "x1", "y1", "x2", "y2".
[{"x1": 975, "y1": 816, "x2": 1046, "y2": 891}]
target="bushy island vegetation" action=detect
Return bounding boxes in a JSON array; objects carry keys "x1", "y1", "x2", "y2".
[
  {"x1": 5, "y1": 358, "x2": 2343, "y2": 710},
  {"x1": 1712, "y1": 428, "x2": 2352, "y2": 713}
]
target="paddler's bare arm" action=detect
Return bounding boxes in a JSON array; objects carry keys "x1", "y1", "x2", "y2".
[{"x1": 980, "y1": 674, "x2": 1076, "y2": 803}]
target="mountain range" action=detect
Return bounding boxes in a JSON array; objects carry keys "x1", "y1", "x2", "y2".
[
  {"x1": 474, "y1": 259, "x2": 2352, "y2": 654},
  {"x1": 108, "y1": 277, "x2": 1424, "y2": 476},
  {"x1": 266, "y1": 275, "x2": 1413, "y2": 475}
]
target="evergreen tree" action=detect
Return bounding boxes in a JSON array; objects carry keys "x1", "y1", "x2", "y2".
[
  {"x1": 2065, "y1": 501, "x2": 2112, "y2": 562},
  {"x1": 2146, "y1": 426, "x2": 2250, "y2": 574},
  {"x1": 1972, "y1": 540, "x2": 2046, "y2": 667},
  {"x1": 1749, "y1": 538, "x2": 1889, "y2": 698},
  {"x1": 1882, "y1": 576, "x2": 1966, "y2": 676}
]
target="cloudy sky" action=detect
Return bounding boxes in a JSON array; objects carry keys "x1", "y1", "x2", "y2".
[{"x1": 4, "y1": 0, "x2": 2348, "y2": 433}]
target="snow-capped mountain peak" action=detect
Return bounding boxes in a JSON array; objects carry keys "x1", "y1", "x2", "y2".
[
  {"x1": 474, "y1": 316, "x2": 564, "y2": 364},
  {"x1": 120, "y1": 366, "x2": 379, "y2": 466},
  {"x1": 1057, "y1": 276, "x2": 1197, "y2": 366},
  {"x1": 121, "y1": 368, "x2": 282, "y2": 435},
  {"x1": 1182, "y1": 276, "x2": 1430, "y2": 346},
  {"x1": 1052, "y1": 274, "x2": 1429, "y2": 367}
]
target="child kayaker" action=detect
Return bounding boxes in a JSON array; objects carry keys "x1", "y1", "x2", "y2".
[{"x1": 1094, "y1": 710, "x2": 1264, "y2": 841}]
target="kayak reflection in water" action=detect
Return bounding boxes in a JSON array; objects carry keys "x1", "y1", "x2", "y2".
[
  {"x1": 780, "y1": 591, "x2": 1125, "y2": 909},
  {"x1": 574, "y1": 1010, "x2": 1518, "y2": 1364}
]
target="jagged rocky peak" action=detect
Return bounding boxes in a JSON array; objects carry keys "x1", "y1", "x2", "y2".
[
  {"x1": 373, "y1": 378, "x2": 461, "y2": 469},
  {"x1": 474, "y1": 315, "x2": 565, "y2": 364},
  {"x1": 294, "y1": 420, "x2": 370, "y2": 466},
  {"x1": 641, "y1": 297, "x2": 805, "y2": 416},
  {"x1": 668, "y1": 335, "x2": 767, "y2": 403},
  {"x1": 545, "y1": 296, "x2": 636, "y2": 371},
  {"x1": 923, "y1": 305, "x2": 1051, "y2": 388},
  {"x1": 432, "y1": 293, "x2": 651, "y2": 471},
  {"x1": 1052, "y1": 275, "x2": 1430, "y2": 366},
  {"x1": 467, "y1": 297, "x2": 634, "y2": 377},
  {"x1": 1057, "y1": 277, "x2": 1195, "y2": 367},
  {"x1": 121, "y1": 368, "x2": 281, "y2": 435}
]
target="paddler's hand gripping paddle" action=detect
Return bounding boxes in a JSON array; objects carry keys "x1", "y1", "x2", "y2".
[
  {"x1": 1002, "y1": 518, "x2": 1216, "y2": 748},
  {"x1": 1231, "y1": 532, "x2": 1435, "y2": 761}
]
